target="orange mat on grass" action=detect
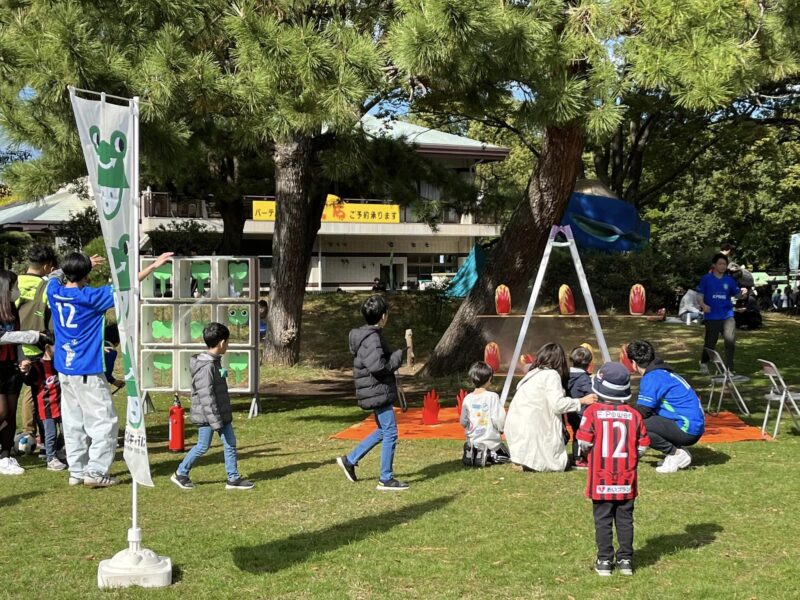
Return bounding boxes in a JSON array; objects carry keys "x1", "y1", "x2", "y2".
[{"x1": 331, "y1": 407, "x2": 769, "y2": 443}]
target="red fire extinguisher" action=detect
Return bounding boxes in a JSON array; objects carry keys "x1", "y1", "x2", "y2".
[{"x1": 169, "y1": 393, "x2": 185, "y2": 452}]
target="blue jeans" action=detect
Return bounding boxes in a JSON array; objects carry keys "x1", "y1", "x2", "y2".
[
  {"x1": 177, "y1": 422, "x2": 240, "y2": 481},
  {"x1": 42, "y1": 418, "x2": 64, "y2": 461},
  {"x1": 347, "y1": 403, "x2": 398, "y2": 482}
]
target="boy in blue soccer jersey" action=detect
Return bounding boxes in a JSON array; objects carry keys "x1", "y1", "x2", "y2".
[
  {"x1": 627, "y1": 341, "x2": 705, "y2": 474},
  {"x1": 697, "y1": 253, "x2": 740, "y2": 375},
  {"x1": 47, "y1": 251, "x2": 171, "y2": 488}
]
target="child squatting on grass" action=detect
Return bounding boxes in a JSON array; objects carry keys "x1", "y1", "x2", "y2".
[
  {"x1": 576, "y1": 362, "x2": 650, "y2": 577},
  {"x1": 337, "y1": 295, "x2": 408, "y2": 491},
  {"x1": 171, "y1": 322, "x2": 254, "y2": 491},
  {"x1": 460, "y1": 361, "x2": 509, "y2": 467}
]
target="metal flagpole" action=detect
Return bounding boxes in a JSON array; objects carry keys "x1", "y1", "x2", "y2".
[{"x1": 130, "y1": 96, "x2": 141, "y2": 553}]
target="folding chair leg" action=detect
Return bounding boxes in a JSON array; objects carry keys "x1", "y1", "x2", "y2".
[
  {"x1": 762, "y1": 397, "x2": 772, "y2": 436},
  {"x1": 773, "y1": 399, "x2": 785, "y2": 439},
  {"x1": 708, "y1": 380, "x2": 717, "y2": 413},
  {"x1": 731, "y1": 383, "x2": 750, "y2": 416},
  {"x1": 717, "y1": 381, "x2": 725, "y2": 415}
]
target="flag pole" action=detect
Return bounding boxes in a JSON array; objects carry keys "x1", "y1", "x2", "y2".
[{"x1": 129, "y1": 95, "x2": 141, "y2": 553}]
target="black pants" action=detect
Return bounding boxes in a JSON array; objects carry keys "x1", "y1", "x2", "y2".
[
  {"x1": 734, "y1": 310, "x2": 762, "y2": 330},
  {"x1": 701, "y1": 318, "x2": 735, "y2": 371},
  {"x1": 593, "y1": 499, "x2": 635, "y2": 561},
  {"x1": 565, "y1": 411, "x2": 581, "y2": 460},
  {"x1": 645, "y1": 415, "x2": 702, "y2": 455}
]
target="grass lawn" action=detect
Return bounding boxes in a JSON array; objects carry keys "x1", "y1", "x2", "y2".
[{"x1": 4, "y1": 295, "x2": 800, "y2": 599}]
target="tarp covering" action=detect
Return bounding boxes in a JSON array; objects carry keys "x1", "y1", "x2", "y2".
[
  {"x1": 560, "y1": 179, "x2": 650, "y2": 252},
  {"x1": 444, "y1": 244, "x2": 486, "y2": 298}
]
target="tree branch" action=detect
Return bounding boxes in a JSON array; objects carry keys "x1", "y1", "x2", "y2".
[{"x1": 637, "y1": 134, "x2": 721, "y2": 204}]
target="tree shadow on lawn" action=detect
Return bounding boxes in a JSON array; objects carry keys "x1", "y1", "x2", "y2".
[
  {"x1": 143, "y1": 446, "x2": 284, "y2": 478},
  {"x1": 246, "y1": 459, "x2": 335, "y2": 482},
  {"x1": 0, "y1": 491, "x2": 42, "y2": 508},
  {"x1": 232, "y1": 495, "x2": 456, "y2": 574},
  {"x1": 637, "y1": 523, "x2": 723, "y2": 569},
  {"x1": 407, "y1": 458, "x2": 466, "y2": 483}
]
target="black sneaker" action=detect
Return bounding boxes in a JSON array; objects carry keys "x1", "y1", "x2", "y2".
[
  {"x1": 336, "y1": 456, "x2": 358, "y2": 482},
  {"x1": 617, "y1": 558, "x2": 633, "y2": 576},
  {"x1": 595, "y1": 559, "x2": 613, "y2": 576},
  {"x1": 225, "y1": 477, "x2": 255, "y2": 490},
  {"x1": 376, "y1": 478, "x2": 409, "y2": 491},
  {"x1": 170, "y1": 472, "x2": 195, "y2": 490}
]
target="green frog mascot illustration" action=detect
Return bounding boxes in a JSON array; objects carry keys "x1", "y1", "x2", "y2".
[{"x1": 89, "y1": 125, "x2": 128, "y2": 220}]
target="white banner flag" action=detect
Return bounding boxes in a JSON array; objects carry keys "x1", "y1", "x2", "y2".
[
  {"x1": 790, "y1": 233, "x2": 800, "y2": 272},
  {"x1": 69, "y1": 88, "x2": 153, "y2": 487}
]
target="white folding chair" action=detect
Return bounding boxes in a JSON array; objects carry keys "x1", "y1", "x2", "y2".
[
  {"x1": 757, "y1": 359, "x2": 800, "y2": 438},
  {"x1": 705, "y1": 348, "x2": 750, "y2": 416}
]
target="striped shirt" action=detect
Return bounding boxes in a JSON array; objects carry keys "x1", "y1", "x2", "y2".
[{"x1": 577, "y1": 402, "x2": 650, "y2": 501}]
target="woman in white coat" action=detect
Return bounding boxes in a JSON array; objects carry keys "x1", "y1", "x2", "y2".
[{"x1": 505, "y1": 343, "x2": 596, "y2": 472}]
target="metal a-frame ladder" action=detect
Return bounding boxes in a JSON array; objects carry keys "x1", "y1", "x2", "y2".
[{"x1": 499, "y1": 225, "x2": 611, "y2": 405}]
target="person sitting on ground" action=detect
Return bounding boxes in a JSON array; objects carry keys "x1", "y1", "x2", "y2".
[
  {"x1": 565, "y1": 346, "x2": 593, "y2": 469},
  {"x1": 371, "y1": 277, "x2": 387, "y2": 292},
  {"x1": 504, "y1": 343, "x2": 596, "y2": 472},
  {"x1": 626, "y1": 341, "x2": 704, "y2": 474},
  {"x1": 459, "y1": 361, "x2": 509, "y2": 467},
  {"x1": 171, "y1": 322, "x2": 254, "y2": 491},
  {"x1": 678, "y1": 288, "x2": 704, "y2": 324},
  {"x1": 734, "y1": 287, "x2": 762, "y2": 330}
]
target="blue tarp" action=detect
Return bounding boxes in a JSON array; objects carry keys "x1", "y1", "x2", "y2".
[
  {"x1": 560, "y1": 191, "x2": 650, "y2": 252},
  {"x1": 444, "y1": 244, "x2": 486, "y2": 298}
]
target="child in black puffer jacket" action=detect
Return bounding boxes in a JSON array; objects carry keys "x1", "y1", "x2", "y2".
[
  {"x1": 566, "y1": 346, "x2": 593, "y2": 469},
  {"x1": 336, "y1": 295, "x2": 408, "y2": 492}
]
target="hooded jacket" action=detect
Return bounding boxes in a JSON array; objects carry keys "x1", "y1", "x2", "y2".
[
  {"x1": 189, "y1": 352, "x2": 232, "y2": 430},
  {"x1": 349, "y1": 325, "x2": 403, "y2": 410},
  {"x1": 634, "y1": 359, "x2": 704, "y2": 436}
]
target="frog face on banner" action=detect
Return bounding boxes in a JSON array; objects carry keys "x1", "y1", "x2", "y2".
[
  {"x1": 123, "y1": 352, "x2": 143, "y2": 429},
  {"x1": 89, "y1": 126, "x2": 129, "y2": 220}
]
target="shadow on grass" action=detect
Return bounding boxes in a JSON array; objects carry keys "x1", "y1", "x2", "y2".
[
  {"x1": 232, "y1": 495, "x2": 456, "y2": 574},
  {"x1": 408, "y1": 458, "x2": 465, "y2": 483},
  {"x1": 144, "y1": 445, "x2": 283, "y2": 478},
  {"x1": 0, "y1": 491, "x2": 42, "y2": 508},
  {"x1": 643, "y1": 446, "x2": 730, "y2": 468},
  {"x1": 291, "y1": 414, "x2": 365, "y2": 425},
  {"x1": 247, "y1": 459, "x2": 335, "y2": 481},
  {"x1": 637, "y1": 523, "x2": 723, "y2": 569}
]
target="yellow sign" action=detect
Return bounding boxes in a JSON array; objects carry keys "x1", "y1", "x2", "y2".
[{"x1": 252, "y1": 196, "x2": 400, "y2": 224}]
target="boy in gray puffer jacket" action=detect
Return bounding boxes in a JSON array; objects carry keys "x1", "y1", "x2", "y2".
[
  {"x1": 171, "y1": 322, "x2": 253, "y2": 491},
  {"x1": 337, "y1": 295, "x2": 408, "y2": 491}
]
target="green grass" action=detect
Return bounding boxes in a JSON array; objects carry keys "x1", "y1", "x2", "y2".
[{"x1": 4, "y1": 303, "x2": 800, "y2": 599}]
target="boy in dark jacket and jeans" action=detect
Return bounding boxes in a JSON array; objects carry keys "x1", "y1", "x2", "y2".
[
  {"x1": 337, "y1": 295, "x2": 408, "y2": 491},
  {"x1": 171, "y1": 323, "x2": 253, "y2": 491}
]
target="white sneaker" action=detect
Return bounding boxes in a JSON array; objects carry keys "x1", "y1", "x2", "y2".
[
  {"x1": 84, "y1": 474, "x2": 118, "y2": 488},
  {"x1": 0, "y1": 457, "x2": 25, "y2": 475},
  {"x1": 699, "y1": 363, "x2": 710, "y2": 375},
  {"x1": 656, "y1": 452, "x2": 680, "y2": 473},
  {"x1": 68, "y1": 475, "x2": 84, "y2": 486},
  {"x1": 47, "y1": 458, "x2": 68, "y2": 472},
  {"x1": 674, "y1": 448, "x2": 692, "y2": 469}
]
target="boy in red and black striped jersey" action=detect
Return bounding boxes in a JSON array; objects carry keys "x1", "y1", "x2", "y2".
[
  {"x1": 577, "y1": 362, "x2": 650, "y2": 577},
  {"x1": 20, "y1": 336, "x2": 65, "y2": 471}
]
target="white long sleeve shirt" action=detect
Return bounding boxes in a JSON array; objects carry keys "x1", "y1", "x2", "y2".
[{"x1": 460, "y1": 390, "x2": 506, "y2": 450}]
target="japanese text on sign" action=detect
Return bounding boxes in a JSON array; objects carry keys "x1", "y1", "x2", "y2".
[{"x1": 253, "y1": 197, "x2": 400, "y2": 224}]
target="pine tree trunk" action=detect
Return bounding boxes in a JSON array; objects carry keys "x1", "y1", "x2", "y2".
[
  {"x1": 217, "y1": 197, "x2": 246, "y2": 255},
  {"x1": 424, "y1": 125, "x2": 585, "y2": 376},
  {"x1": 265, "y1": 135, "x2": 326, "y2": 366}
]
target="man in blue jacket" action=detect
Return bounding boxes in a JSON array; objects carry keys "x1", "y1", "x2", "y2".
[{"x1": 627, "y1": 341, "x2": 705, "y2": 474}]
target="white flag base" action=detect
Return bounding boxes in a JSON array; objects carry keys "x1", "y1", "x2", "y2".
[{"x1": 97, "y1": 528, "x2": 172, "y2": 589}]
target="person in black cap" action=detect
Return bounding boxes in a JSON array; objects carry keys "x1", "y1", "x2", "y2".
[{"x1": 577, "y1": 362, "x2": 650, "y2": 577}]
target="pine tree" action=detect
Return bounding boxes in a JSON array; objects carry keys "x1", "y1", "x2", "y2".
[{"x1": 387, "y1": 0, "x2": 800, "y2": 374}]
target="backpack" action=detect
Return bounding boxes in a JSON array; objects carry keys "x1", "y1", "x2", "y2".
[{"x1": 17, "y1": 277, "x2": 50, "y2": 334}]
